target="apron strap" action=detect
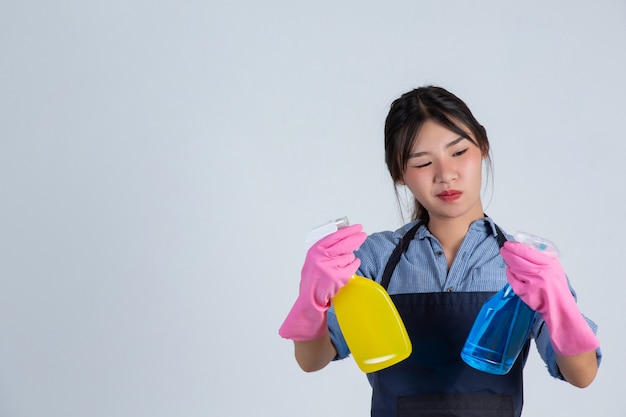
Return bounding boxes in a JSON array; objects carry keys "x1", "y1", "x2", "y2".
[
  {"x1": 380, "y1": 217, "x2": 508, "y2": 291},
  {"x1": 493, "y1": 222, "x2": 508, "y2": 249},
  {"x1": 380, "y1": 221, "x2": 422, "y2": 290}
]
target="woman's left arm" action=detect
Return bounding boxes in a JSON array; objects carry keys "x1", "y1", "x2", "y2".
[
  {"x1": 556, "y1": 350, "x2": 598, "y2": 388},
  {"x1": 500, "y1": 241, "x2": 601, "y2": 387}
]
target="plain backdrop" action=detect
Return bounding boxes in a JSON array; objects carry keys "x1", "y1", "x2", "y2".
[{"x1": 1, "y1": 1, "x2": 624, "y2": 416}]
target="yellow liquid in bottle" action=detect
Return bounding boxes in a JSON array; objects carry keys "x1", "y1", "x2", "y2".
[{"x1": 333, "y1": 275, "x2": 412, "y2": 373}]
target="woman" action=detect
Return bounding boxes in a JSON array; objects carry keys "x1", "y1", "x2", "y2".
[{"x1": 278, "y1": 86, "x2": 601, "y2": 417}]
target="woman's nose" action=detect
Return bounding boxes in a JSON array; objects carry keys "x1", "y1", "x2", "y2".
[{"x1": 435, "y1": 160, "x2": 457, "y2": 183}]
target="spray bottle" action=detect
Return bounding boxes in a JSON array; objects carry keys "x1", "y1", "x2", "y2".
[
  {"x1": 461, "y1": 231, "x2": 559, "y2": 375},
  {"x1": 306, "y1": 217, "x2": 412, "y2": 373}
]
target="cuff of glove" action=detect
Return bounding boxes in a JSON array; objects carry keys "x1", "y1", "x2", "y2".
[
  {"x1": 544, "y1": 309, "x2": 600, "y2": 356},
  {"x1": 278, "y1": 300, "x2": 328, "y2": 341}
]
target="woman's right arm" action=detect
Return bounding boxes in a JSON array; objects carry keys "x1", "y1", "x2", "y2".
[
  {"x1": 278, "y1": 225, "x2": 367, "y2": 368},
  {"x1": 294, "y1": 330, "x2": 337, "y2": 372}
]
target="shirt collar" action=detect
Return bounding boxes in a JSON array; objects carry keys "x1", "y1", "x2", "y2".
[{"x1": 412, "y1": 215, "x2": 500, "y2": 241}]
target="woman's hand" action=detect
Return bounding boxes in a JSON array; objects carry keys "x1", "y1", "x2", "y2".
[
  {"x1": 500, "y1": 241, "x2": 599, "y2": 357},
  {"x1": 279, "y1": 224, "x2": 367, "y2": 341}
]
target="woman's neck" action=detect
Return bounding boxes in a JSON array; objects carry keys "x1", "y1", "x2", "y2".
[{"x1": 427, "y1": 213, "x2": 485, "y2": 269}]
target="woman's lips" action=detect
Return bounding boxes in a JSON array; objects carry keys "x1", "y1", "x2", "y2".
[{"x1": 437, "y1": 190, "x2": 462, "y2": 202}]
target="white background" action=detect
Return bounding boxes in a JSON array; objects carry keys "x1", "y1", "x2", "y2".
[{"x1": 1, "y1": 1, "x2": 624, "y2": 416}]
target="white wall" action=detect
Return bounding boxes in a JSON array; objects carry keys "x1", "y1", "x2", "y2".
[{"x1": 1, "y1": 1, "x2": 624, "y2": 416}]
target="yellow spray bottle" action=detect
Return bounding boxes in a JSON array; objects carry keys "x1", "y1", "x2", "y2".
[{"x1": 306, "y1": 218, "x2": 412, "y2": 373}]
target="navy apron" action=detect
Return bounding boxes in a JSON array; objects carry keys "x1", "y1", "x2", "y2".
[{"x1": 368, "y1": 220, "x2": 529, "y2": 417}]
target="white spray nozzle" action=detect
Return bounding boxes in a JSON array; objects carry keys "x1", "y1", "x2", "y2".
[
  {"x1": 305, "y1": 217, "x2": 350, "y2": 250},
  {"x1": 513, "y1": 231, "x2": 560, "y2": 258}
]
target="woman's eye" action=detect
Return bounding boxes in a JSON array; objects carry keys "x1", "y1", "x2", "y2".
[
  {"x1": 413, "y1": 162, "x2": 431, "y2": 168},
  {"x1": 453, "y1": 148, "x2": 468, "y2": 157}
]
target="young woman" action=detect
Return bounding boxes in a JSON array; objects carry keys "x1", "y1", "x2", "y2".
[{"x1": 278, "y1": 86, "x2": 601, "y2": 417}]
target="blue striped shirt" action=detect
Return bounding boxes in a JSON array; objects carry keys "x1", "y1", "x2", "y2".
[{"x1": 327, "y1": 217, "x2": 601, "y2": 379}]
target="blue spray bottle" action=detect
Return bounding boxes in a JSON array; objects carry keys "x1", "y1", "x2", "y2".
[{"x1": 461, "y1": 231, "x2": 559, "y2": 375}]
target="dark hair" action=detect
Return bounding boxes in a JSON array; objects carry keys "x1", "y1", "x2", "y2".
[{"x1": 384, "y1": 86, "x2": 492, "y2": 222}]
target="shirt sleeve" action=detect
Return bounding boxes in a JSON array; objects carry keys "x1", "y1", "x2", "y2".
[{"x1": 327, "y1": 306, "x2": 351, "y2": 360}]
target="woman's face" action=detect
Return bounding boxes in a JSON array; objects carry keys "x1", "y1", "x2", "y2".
[{"x1": 401, "y1": 119, "x2": 485, "y2": 223}]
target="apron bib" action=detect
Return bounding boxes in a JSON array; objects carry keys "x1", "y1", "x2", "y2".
[{"x1": 367, "y1": 220, "x2": 529, "y2": 417}]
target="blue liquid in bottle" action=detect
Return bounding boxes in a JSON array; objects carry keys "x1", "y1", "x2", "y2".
[
  {"x1": 461, "y1": 284, "x2": 536, "y2": 375},
  {"x1": 461, "y1": 231, "x2": 559, "y2": 375}
]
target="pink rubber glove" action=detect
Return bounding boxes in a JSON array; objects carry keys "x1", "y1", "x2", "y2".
[
  {"x1": 500, "y1": 241, "x2": 600, "y2": 356},
  {"x1": 279, "y1": 224, "x2": 367, "y2": 341}
]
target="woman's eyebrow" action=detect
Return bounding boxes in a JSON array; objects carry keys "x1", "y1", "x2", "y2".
[
  {"x1": 446, "y1": 136, "x2": 467, "y2": 148},
  {"x1": 408, "y1": 136, "x2": 467, "y2": 158}
]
